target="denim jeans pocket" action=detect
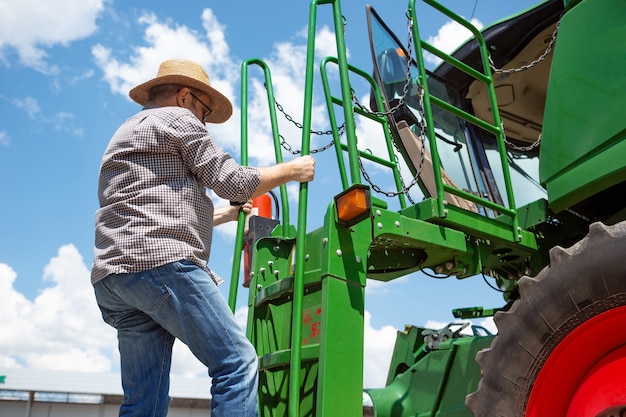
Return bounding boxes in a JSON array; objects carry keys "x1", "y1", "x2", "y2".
[
  {"x1": 97, "y1": 304, "x2": 117, "y2": 327},
  {"x1": 93, "y1": 282, "x2": 119, "y2": 327},
  {"x1": 128, "y1": 268, "x2": 172, "y2": 313},
  {"x1": 94, "y1": 268, "x2": 172, "y2": 314}
]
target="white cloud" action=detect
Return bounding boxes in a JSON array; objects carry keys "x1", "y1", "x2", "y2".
[
  {"x1": 92, "y1": 12, "x2": 344, "y2": 168},
  {"x1": 315, "y1": 26, "x2": 349, "y2": 61},
  {"x1": 477, "y1": 317, "x2": 496, "y2": 334},
  {"x1": 0, "y1": 245, "x2": 404, "y2": 390},
  {"x1": 0, "y1": 355, "x2": 20, "y2": 368},
  {"x1": 25, "y1": 348, "x2": 112, "y2": 372},
  {"x1": 425, "y1": 18, "x2": 484, "y2": 67},
  {"x1": 0, "y1": 130, "x2": 9, "y2": 146},
  {"x1": 92, "y1": 9, "x2": 245, "y2": 157},
  {"x1": 355, "y1": 99, "x2": 393, "y2": 158},
  {"x1": 234, "y1": 306, "x2": 249, "y2": 330},
  {"x1": 12, "y1": 96, "x2": 41, "y2": 119},
  {"x1": 171, "y1": 341, "x2": 206, "y2": 378},
  {"x1": 424, "y1": 319, "x2": 455, "y2": 332},
  {"x1": 0, "y1": 246, "x2": 115, "y2": 372},
  {"x1": 424, "y1": 318, "x2": 497, "y2": 336},
  {"x1": 365, "y1": 276, "x2": 410, "y2": 296},
  {"x1": 0, "y1": 0, "x2": 106, "y2": 72},
  {"x1": 200, "y1": 9, "x2": 231, "y2": 68},
  {"x1": 67, "y1": 69, "x2": 95, "y2": 86},
  {"x1": 363, "y1": 311, "x2": 397, "y2": 388},
  {"x1": 11, "y1": 96, "x2": 83, "y2": 136},
  {"x1": 92, "y1": 12, "x2": 217, "y2": 100},
  {"x1": 0, "y1": 246, "x2": 230, "y2": 378},
  {"x1": 244, "y1": 25, "x2": 342, "y2": 166}
]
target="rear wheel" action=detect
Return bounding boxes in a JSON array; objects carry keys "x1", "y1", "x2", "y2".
[{"x1": 466, "y1": 221, "x2": 626, "y2": 417}]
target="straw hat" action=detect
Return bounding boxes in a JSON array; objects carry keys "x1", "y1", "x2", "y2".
[{"x1": 129, "y1": 59, "x2": 232, "y2": 123}]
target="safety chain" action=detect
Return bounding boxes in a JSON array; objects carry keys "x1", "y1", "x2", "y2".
[
  {"x1": 505, "y1": 135, "x2": 542, "y2": 152},
  {"x1": 279, "y1": 12, "x2": 424, "y2": 201},
  {"x1": 489, "y1": 18, "x2": 560, "y2": 75},
  {"x1": 502, "y1": 121, "x2": 542, "y2": 152},
  {"x1": 279, "y1": 133, "x2": 338, "y2": 155},
  {"x1": 274, "y1": 100, "x2": 346, "y2": 155},
  {"x1": 275, "y1": 12, "x2": 347, "y2": 155},
  {"x1": 359, "y1": 156, "x2": 418, "y2": 204},
  {"x1": 389, "y1": 118, "x2": 425, "y2": 201},
  {"x1": 350, "y1": 13, "x2": 426, "y2": 202},
  {"x1": 490, "y1": 18, "x2": 560, "y2": 152},
  {"x1": 275, "y1": 101, "x2": 345, "y2": 136},
  {"x1": 359, "y1": 129, "x2": 421, "y2": 205}
]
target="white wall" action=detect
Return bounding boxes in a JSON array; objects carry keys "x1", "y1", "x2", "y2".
[{"x1": 0, "y1": 400, "x2": 210, "y2": 417}]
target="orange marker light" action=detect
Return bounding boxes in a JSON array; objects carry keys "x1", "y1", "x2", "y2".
[{"x1": 335, "y1": 185, "x2": 371, "y2": 226}]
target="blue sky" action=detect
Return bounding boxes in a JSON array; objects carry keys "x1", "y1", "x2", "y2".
[{"x1": 0, "y1": 0, "x2": 542, "y2": 388}]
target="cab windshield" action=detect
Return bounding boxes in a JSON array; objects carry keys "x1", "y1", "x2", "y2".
[{"x1": 366, "y1": 5, "x2": 547, "y2": 212}]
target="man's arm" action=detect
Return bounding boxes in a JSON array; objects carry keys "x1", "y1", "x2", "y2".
[
  {"x1": 253, "y1": 155, "x2": 315, "y2": 198},
  {"x1": 213, "y1": 201, "x2": 253, "y2": 226}
]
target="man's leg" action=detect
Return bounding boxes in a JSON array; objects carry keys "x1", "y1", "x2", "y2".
[
  {"x1": 148, "y1": 261, "x2": 259, "y2": 417},
  {"x1": 94, "y1": 275, "x2": 175, "y2": 417}
]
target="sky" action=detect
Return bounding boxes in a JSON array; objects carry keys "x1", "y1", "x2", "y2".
[{"x1": 0, "y1": 0, "x2": 544, "y2": 390}]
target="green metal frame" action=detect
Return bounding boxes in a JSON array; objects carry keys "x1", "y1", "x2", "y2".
[
  {"x1": 229, "y1": 0, "x2": 554, "y2": 416},
  {"x1": 365, "y1": 325, "x2": 494, "y2": 416},
  {"x1": 407, "y1": 0, "x2": 522, "y2": 244},
  {"x1": 235, "y1": 1, "x2": 372, "y2": 415},
  {"x1": 229, "y1": 58, "x2": 293, "y2": 313},
  {"x1": 540, "y1": 0, "x2": 626, "y2": 214},
  {"x1": 320, "y1": 55, "x2": 409, "y2": 209}
]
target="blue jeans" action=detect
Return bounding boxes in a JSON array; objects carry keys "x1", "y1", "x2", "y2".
[{"x1": 93, "y1": 260, "x2": 259, "y2": 417}]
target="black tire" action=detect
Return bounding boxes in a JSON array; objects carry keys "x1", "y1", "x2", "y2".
[{"x1": 466, "y1": 221, "x2": 626, "y2": 416}]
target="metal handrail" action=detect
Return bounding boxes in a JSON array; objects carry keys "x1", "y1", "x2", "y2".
[
  {"x1": 321, "y1": 56, "x2": 410, "y2": 209},
  {"x1": 229, "y1": 59, "x2": 292, "y2": 312},
  {"x1": 408, "y1": 0, "x2": 521, "y2": 241}
]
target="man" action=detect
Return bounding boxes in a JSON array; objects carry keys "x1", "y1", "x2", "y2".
[{"x1": 91, "y1": 59, "x2": 315, "y2": 417}]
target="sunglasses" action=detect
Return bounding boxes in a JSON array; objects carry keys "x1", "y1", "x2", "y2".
[{"x1": 189, "y1": 91, "x2": 212, "y2": 123}]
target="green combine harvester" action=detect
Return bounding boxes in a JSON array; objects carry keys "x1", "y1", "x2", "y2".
[{"x1": 228, "y1": 0, "x2": 626, "y2": 415}]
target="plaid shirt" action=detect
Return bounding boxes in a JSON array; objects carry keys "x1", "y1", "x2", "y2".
[{"x1": 91, "y1": 106, "x2": 260, "y2": 285}]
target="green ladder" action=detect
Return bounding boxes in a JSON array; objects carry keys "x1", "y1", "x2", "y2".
[
  {"x1": 406, "y1": 0, "x2": 527, "y2": 245},
  {"x1": 233, "y1": 1, "x2": 373, "y2": 416}
]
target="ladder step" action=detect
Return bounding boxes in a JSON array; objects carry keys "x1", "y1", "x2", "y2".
[
  {"x1": 255, "y1": 274, "x2": 322, "y2": 306},
  {"x1": 259, "y1": 344, "x2": 320, "y2": 371}
]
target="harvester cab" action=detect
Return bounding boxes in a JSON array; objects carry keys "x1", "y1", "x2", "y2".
[
  {"x1": 231, "y1": 0, "x2": 626, "y2": 415},
  {"x1": 367, "y1": 0, "x2": 562, "y2": 212},
  {"x1": 365, "y1": 0, "x2": 580, "y2": 284}
]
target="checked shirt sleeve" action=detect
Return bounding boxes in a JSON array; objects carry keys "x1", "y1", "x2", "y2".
[{"x1": 168, "y1": 113, "x2": 260, "y2": 203}]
